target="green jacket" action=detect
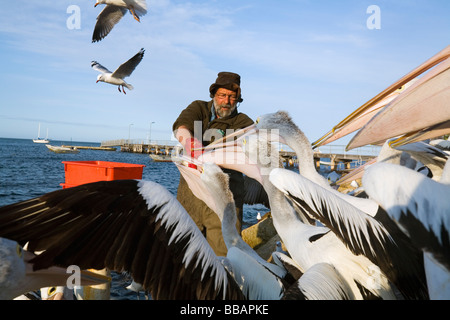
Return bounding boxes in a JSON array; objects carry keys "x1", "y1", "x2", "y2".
[
  {"x1": 172, "y1": 100, "x2": 254, "y2": 146},
  {"x1": 173, "y1": 99, "x2": 254, "y2": 208}
]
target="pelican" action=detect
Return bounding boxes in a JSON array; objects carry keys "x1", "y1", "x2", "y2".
[
  {"x1": 0, "y1": 157, "x2": 351, "y2": 300},
  {"x1": 280, "y1": 262, "x2": 353, "y2": 300},
  {"x1": 0, "y1": 238, "x2": 109, "y2": 300},
  {"x1": 257, "y1": 134, "x2": 405, "y2": 298},
  {"x1": 254, "y1": 111, "x2": 380, "y2": 217},
  {"x1": 0, "y1": 166, "x2": 246, "y2": 300},
  {"x1": 312, "y1": 45, "x2": 450, "y2": 150},
  {"x1": 347, "y1": 50, "x2": 450, "y2": 149},
  {"x1": 312, "y1": 79, "x2": 417, "y2": 147},
  {"x1": 206, "y1": 111, "x2": 429, "y2": 298},
  {"x1": 430, "y1": 139, "x2": 450, "y2": 153},
  {"x1": 336, "y1": 139, "x2": 448, "y2": 186},
  {"x1": 268, "y1": 167, "x2": 429, "y2": 300},
  {"x1": 363, "y1": 162, "x2": 450, "y2": 299},
  {"x1": 196, "y1": 162, "x2": 354, "y2": 300},
  {"x1": 194, "y1": 162, "x2": 288, "y2": 299},
  {"x1": 208, "y1": 128, "x2": 405, "y2": 299},
  {"x1": 441, "y1": 159, "x2": 450, "y2": 184},
  {"x1": 92, "y1": 0, "x2": 148, "y2": 43},
  {"x1": 176, "y1": 159, "x2": 352, "y2": 300}
]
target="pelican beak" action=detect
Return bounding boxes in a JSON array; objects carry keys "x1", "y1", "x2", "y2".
[
  {"x1": 203, "y1": 123, "x2": 257, "y2": 151},
  {"x1": 94, "y1": 2, "x2": 99, "y2": 7},
  {"x1": 312, "y1": 45, "x2": 450, "y2": 150},
  {"x1": 172, "y1": 154, "x2": 204, "y2": 172},
  {"x1": 96, "y1": 80, "x2": 100, "y2": 83}
]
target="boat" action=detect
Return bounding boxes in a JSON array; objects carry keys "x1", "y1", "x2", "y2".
[
  {"x1": 33, "y1": 123, "x2": 49, "y2": 143},
  {"x1": 46, "y1": 144, "x2": 80, "y2": 154},
  {"x1": 149, "y1": 153, "x2": 173, "y2": 162}
]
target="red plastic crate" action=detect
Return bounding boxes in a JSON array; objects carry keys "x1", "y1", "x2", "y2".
[{"x1": 61, "y1": 161, "x2": 145, "y2": 188}]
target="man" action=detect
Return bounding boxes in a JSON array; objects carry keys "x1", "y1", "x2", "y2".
[{"x1": 173, "y1": 72, "x2": 254, "y2": 256}]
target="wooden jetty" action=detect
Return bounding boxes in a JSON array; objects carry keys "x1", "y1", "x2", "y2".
[
  {"x1": 100, "y1": 139, "x2": 379, "y2": 171},
  {"x1": 101, "y1": 139, "x2": 180, "y2": 158},
  {"x1": 279, "y1": 150, "x2": 376, "y2": 172},
  {"x1": 311, "y1": 144, "x2": 379, "y2": 171},
  {"x1": 62, "y1": 145, "x2": 117, "y2": 151}
]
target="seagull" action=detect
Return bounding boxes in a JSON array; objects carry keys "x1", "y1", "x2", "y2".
[
  {"x1": 126, "y1": 280, "x2": 149, "y2": 300},
  {"x1": 92, "y1": 0, "x2": 148, "y2": 43},
  {"x1": 0, "y1": 238, "x2": 109, "y2": 300},
  {"x1": 91, "y1": 48, "x2": 145, "y2": 94},
  {"x1": 363, "y1": 162, "x2": 450, "y2": 299}
]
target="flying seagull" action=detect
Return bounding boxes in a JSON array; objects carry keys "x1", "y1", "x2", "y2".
[
  {"x1": 91, "y1": 48, "x2": 145, "y2": 94},
  {"x1": 92, "y1": 0, "x2": 148, "y2": 43}
]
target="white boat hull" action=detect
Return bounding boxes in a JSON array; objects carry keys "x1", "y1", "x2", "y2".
[{"x1": 46, "y1": 144, "x2": 80, "y2": 154}]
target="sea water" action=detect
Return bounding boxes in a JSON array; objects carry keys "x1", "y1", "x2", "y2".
[{"x1": 0, "y1": 137, "x2": 270, "y2": 300}]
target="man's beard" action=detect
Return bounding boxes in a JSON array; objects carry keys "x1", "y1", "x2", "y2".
[{"x1": 214, "y1": 102, "x2": 236, "y2": 118}]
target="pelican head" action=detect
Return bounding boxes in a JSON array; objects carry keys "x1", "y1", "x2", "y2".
[
  {"x1": 0, "y1": 238, "x2": 26, "y2": 298},
  {"x1": 255, "y1": 111, "x2": 304, "y2": 145},
  {"x1": 0, "y1": 237, "x2": 110, "y2": 300},
  {"x1": 255, "y1": 110, "x2": 319, "y2": 177}
]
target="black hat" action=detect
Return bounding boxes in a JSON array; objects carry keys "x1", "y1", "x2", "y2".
[{"x1": 209, "y1": 72, "x2": 243, "y2": 102}]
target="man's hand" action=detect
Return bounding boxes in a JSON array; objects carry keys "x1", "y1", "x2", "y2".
[
  {"x1": 184, "y1": 137, "x2": 203, "y2": 159},
  {"x1": 184, "y1": 137, "x2": 203, "y2": 169}
]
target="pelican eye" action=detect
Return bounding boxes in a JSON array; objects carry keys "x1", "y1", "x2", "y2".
[
  {"x1": 16, "y1": 244, "x2": 23, "y2": 258},
  {"x1": 48, "y1": 287, "x2": 57, "y2": 297}
]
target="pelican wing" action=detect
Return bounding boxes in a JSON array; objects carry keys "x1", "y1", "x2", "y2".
[
  {"x1": 0, "y1": 180, "x2": 244, "y2": 300},
  {"x1": 270, "y1": 168, "x2": 393, "y2": 258},
  {"x1": 269, "y1": 168, "x2": 429, "y2": 300},
  {"x1": 396, "y1": 141, "x2": 449, "y2": 179},
  {"x1": 112, "y1": 48, "x2": 145, "y2": 79},
  {"x1": 282, "y1": 263, "x2": 352, "y2": 300},
  {"x1": 363, "y1": 162, "x2": 450, "y2": 271},
  {"x1": 91, "y1": 61, "x2": 112, "y2": 74},
  {"x1": 92, "y1": 5, "x2": 128, "y2": 43},
  {"x1": 226, "y1": 247, "x2": 284, "y2": 300}
]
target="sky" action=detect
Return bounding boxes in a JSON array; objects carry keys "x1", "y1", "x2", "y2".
[{"x1": 0, "y1": 0, "x2": 449, "y2": 145}]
